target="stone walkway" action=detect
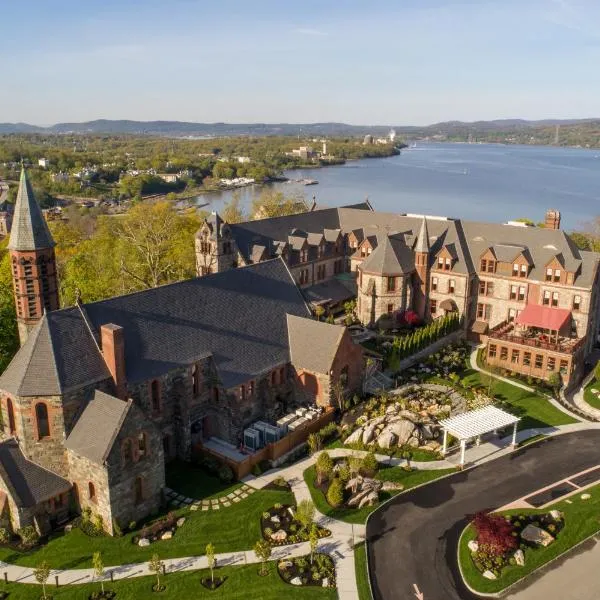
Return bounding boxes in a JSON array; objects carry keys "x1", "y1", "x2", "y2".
[{"x1": 164, "y1": 483, "x2": 255, "y2": 511}]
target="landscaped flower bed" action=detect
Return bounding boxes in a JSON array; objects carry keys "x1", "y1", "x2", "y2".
[
  {"x1": 278, "y1": 553, "x2": 335, "y2": 588},
  {"x1": 466, "y1": 510, "x2": 564, "y2": 581},
  {"x1": 132, "y1": 512, "x2": 186, "y2": 547},
  {"x1": 260, "y1": 504, "x2": 330, "y2": 546}
]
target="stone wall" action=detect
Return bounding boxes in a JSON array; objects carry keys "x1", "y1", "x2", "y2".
[{"x1": 357, "y1": 272, "x2": 413, "y2": 325}]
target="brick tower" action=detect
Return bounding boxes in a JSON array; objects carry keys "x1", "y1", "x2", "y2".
[
  {"x1": 195, "y1": 212, "x2": 237, "y2": 276},
  {"x1": 8, "y1": 168, "x2": 59, "y2": 345},
  {"x1": 413, "y1": 217, "x2": 430, "y2": 320}
]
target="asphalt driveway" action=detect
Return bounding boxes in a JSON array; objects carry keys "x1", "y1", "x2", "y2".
[{"x1": 366, "y1": 430, "x2": 600, "y2": 600}]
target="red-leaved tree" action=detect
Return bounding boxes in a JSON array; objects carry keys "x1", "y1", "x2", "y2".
[
  {"x1": 472, "y1": 512, "x2": 517, "y2": 556},
  {"x1": 404, "y1": 310, "x2": 420, "y2": 327}
]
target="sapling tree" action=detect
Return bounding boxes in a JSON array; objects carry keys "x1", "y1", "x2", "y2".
[
  {"x1": 309, "y1": 524, "x2": 319, "y2": 564},
  {"x1": 93, "y1": 551, "x2": 105, "y2": 593},
  {"x1": 206, "y1": 543, "x2": 216, "y2": 584},
  {"x1": 148, "y1": 553, "x2": 164, "y2": 591},
  {"x1": 34, "y1": 561, "x2": 51, "y2": 600}
]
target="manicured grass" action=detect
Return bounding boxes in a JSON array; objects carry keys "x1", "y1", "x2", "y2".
[
  {"x1": 0, "y1": 487, "x2": 294, "y2": 569},
  {"x1": 583, "y1": 377, "x2": 600, "y2": 409},
  {"x1": 303, "y1": 464, "x2": 455, "y2": 524},
  {"x1": 0, "y1": 561, "x2": 337, "y2": 600},
  {"x1": 165, "y1": 460, "x2": 242, "y2": 499},
  {"x1": 461, "y1": 368, "x2": 577, "y2": 430},
  {"x1": 459, "y1": 483, "x2": 600, "y2": 594},
  {"x1": 354, "y1": 542, "x2": 372, "y2": 600}
]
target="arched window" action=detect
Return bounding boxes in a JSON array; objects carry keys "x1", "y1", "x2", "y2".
[
  {"x1": 134, "y1": 476, "x2": 144, "y2": 505},
  {"x1": 6, "y1": 398, "x2": 16, "y2": 435},
  {"x1": 150, "y1": 380, "x2": 161, "y2": 413},
  {"x1": 88, "y1": 481, "x2": 96, "y2": 502},
  {"x1": 35, "y1": 403, "x2": 50, "y2": 439},
  {"x1": 192, "y1": 364, "x2": 201, "y2": 396},
  {"x1": 138, "y1": 432, "x2": 147, "y2": 457},
  {"x1": 122, "y1": 438, "x2": 132, "y2": 464}
]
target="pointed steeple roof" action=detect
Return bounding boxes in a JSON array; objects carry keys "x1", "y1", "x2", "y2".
[
  {"x1": 414, "y1": 217, "x2": 430, "y2": 254},
  {"x1": 8, "y1": 168, "x2": 55, "y2": 251}
]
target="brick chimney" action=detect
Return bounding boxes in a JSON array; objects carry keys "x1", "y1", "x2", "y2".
[
  {"x1": 101, "y1": 324, "x2": 127, "y2": 399},
  {"x1": 545, "y1": 209, "x2": 561, "y2": 230}
]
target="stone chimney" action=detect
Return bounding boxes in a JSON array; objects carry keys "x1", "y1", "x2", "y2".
[
  {"x1": 545, "y1": 209, "x2": 561, "y2": 230},
  {"x1": 101, "y1": 324, "x2": 127, "y2": 399}
]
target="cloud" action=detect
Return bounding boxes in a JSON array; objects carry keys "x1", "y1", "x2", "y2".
[{"x1": 294, "y1": 27, "x2": 328, "y2": 36}]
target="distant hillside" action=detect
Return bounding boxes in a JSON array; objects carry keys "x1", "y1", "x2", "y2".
[{"x1": 0, "y1": 118, "x2": 599, "y2": 142}]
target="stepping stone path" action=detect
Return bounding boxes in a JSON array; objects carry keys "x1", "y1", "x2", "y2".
[{"x1": 165, "y1": 483, "x2": 258, "y2": 512}]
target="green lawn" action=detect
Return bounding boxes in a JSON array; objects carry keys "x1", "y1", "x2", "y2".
[
  {"x1": 460, "y1": 368, "x2": 577, "y2": 430},
  {"x1": 165, "y1": 460, "x2": 242, "y2": 499},
  {"x1": 0, "y1": 487, "x2": 294, "y2": 569},
  {"x1": 583, "y1": 377, "x2": 600, "y2": 409},
  {"x1": 0, "y1": 561, "x2": 336, "y2": 600},
  {"x1": 354, "y1": 542, "x2": 371, "y2": 600},
  {"x1": 459, "y1": 483, "x2": 600, "y2": 594},
  {"x1": 304, "y1": 464, "x2": 455, "y2": 524}
]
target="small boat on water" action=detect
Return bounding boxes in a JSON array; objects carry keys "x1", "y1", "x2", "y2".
[{"x1": 303, "y1": 179, "x2": 319, "y2": 185}]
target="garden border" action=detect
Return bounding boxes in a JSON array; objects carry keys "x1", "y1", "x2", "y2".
[{"x1": 456, "y1": 510, "x2": 600, "y2": 598}]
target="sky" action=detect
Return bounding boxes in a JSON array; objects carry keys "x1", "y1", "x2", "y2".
[{"x1": 1, "y1": 0, "x2": 599, "y2": 125}]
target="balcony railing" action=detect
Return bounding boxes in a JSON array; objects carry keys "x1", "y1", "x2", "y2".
[{"x1": 488, "y1": 320, "x2": 585, "y2": 355}]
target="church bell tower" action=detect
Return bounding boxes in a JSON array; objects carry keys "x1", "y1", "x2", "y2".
[{"x1": 8, "y1": 168, "x2": 59, "y2": 345}]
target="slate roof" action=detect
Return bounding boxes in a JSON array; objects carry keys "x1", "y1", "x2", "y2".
[
  {"x1": 0, "y1": 310, "x2": 110, "y2": 397},
  {"x1": 302, "y1": 277, "x2": 357, "y2": 306},
  {"x1": 360, "y1": 235, "x2": 415, "y2": 275},
  {"x1": 0, "y1": 439, "x2": 71, "y2": 507},
  {"x1": 65, "y1": 391, "x2": 131, "y2": 464},
  {"x1": 287, "y1": 314, "x2": 345, "y2": 374},
  {"x1": 0, "y1": 259, "x2": 311, "y2": 396},
  {"x1": 8, "y1": 168, "x2": 55, "y2": 251},
  {"x1": 414, "y1": 217, "x2": 430, "y2": 254}
]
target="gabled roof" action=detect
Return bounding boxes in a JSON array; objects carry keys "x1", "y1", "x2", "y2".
[
  {"x1": 8, "y1": 168, "x2": 55, "y2": 251},
  {"x1": 287, "y1": 314, "x2": 345, "y2": 374},
  {"x1": 0, "y1": 258, "x2": 310, "y2": 396},
  {"x1": 0, "y1": 439, "x2": 71, "y2": 507},
  {"x1": 361, "y1": 235, "x2": 415, "y2": 275},
  {"x1": 0, "y1": 312, "x2": 110, "y2": 397},
  {"x1": 65, "y1": 391, "x2": 131, "y2": 464}
]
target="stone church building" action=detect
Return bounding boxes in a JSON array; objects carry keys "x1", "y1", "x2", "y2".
[{"x1": 0, "y1": 170, "x2": 364, "y2": 536}]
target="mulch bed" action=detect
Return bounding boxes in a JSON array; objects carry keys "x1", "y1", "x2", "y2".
[
  {"x1": 278, "y1": 553, "x2": 335, "y2": 588},
  {"x1": 89, "y1": 591, "x2": 116, "y2": 600},
  {"x1": 200, "y1": 576, "x2": 227, "y2": 590},
  {"x1": 260, "y1": 504, "x2": 330, "y2": 546}
]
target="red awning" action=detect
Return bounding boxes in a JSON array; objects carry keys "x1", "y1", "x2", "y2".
[{"x1": 514, "y1": 304, "x2": 571, "y2": 331}]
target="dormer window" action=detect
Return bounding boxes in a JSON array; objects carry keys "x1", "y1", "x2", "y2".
[
  {"x1": 512, "y1": 263, "x2": 519, "y2": 277},
  {"x1": 437, "y1": 256, "x2": 444, "y2": 269},
  {"x1": 554, "y1": 269, "x2": 561, "y2": 282},
  {"x1": 480, "y1": 259, "x2": 495, "y2": 273},
  {"x1": 545, "y1": 268, "x2": 553, "y2": 282},
  {"x1": 520, "y1": 264, "x2": 527, "y2": 277}
]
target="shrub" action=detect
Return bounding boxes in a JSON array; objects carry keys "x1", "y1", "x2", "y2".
[
  {"x1": 361, "y1": 452, "x2": 379, "y2": 476},
  {"x1": 318, "y1": 422, "x2": 339, "y2": 443},
  {"x1": 218, "y1": 464, "x2": 234, "y2": 483},
  {"x1": 273, "y1": 476, "x2": 287, "y2": 488},
  {"x1": 17, "y1": 525, "x2": 39, "y2": 548},
  {"x1": 112, "y1": 518, "x2": 123, "y2": 537},
  {"x1": 307, "y1": 433, "x2": 322, "y2": 455},
  {"x1": 93, "y1": 513, "x2": 104, "y2": 533},
  {"x1": 326, "y1": 479, "x2": 344, "y2": 508},
  {"x1": 472, "y1": 512, "x2": 517, "y2": 556},
  {"x1": 0, "y1": 528, "x2": 9, "y2": 544},
  {"x1": 316, "y1": 452, "x2": 334, "y2": 484},
  {"x1": 262, "y1": 512, "x2": 270, "y2": 519}
]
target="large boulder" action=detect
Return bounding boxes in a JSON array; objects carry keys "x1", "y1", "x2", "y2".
[
  {"x1": 347, "y1": 489, "x2": 372, "y2": 507},
  {"x1": 362, "y1": 423, "x2": 378, "y2": 445},
  {"x1": 421, "y1": 424, "x2": 436, "y2": 440},
  {"x1": 377, "y1": 429, "x2": 397, "y2": 449},
  {"x1": 358, "y1": 491, "x2": 379, "y2": 508},
  {"x1": 381, "y1": 481, "x2": 404, "y2": 492},
  {"x1": 521, "y1": 524, "x2": 554, "y2": 547},
  {"x1": 483, "y1": 570, "x2": 497, "y2": 580},
  {"x1": 382, "y1": 419, "x2": 415, "y2": 446},
  {"x1": 271, "y1": 530, "x2": 287, "y2": 542},
  {"x1": 345, "y1": 428, "x2": 364, "y2": 445}
]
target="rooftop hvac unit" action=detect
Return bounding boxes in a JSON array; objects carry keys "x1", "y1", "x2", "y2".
[
  {"x1": 288, "y1": 417, "x2": 308, "y2": 432},
  {"x1": 243, "y1": 428, "x2": 261, "y2": 451},
  {"x1": 254, "y1": 421, "x2": 282, "y2": 444}
]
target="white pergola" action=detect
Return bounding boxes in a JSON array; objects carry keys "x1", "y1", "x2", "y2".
[{"x1": 439, "y1": 405, "x2": 520, "y2": 467}]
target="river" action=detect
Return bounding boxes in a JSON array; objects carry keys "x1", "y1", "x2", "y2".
[{"x1": 195, "y1": 143, "x2": 600, "y2": 230}]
